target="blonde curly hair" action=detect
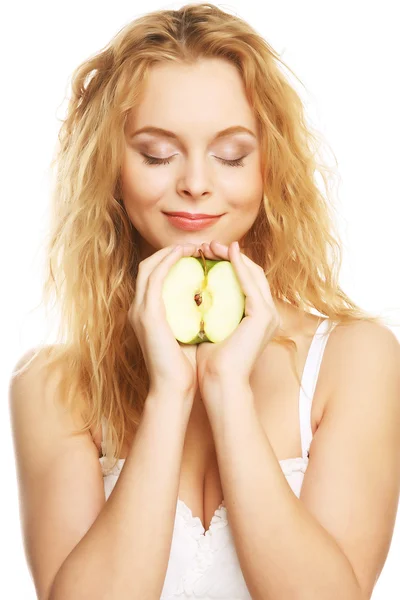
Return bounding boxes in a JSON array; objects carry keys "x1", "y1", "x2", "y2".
[{"x1": 12, "y1": 2, "x2": 387, "y2": 473}]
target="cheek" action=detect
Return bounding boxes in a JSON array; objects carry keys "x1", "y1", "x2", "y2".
[
  {"x1": 228, "y1": 185, "x2": 263, "y2": 213},
  {"x1": 223, "y1": 164, "x2": 263, "y2": 206},
  {"x1": 121, "y1": 160, "x2": 167, "y2": 206}
]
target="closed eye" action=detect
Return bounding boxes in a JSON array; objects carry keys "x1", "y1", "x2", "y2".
[{"x1": 140, "y1": 153, "x2": 246, "y2": 167}]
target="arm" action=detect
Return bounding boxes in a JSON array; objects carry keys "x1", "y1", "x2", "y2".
[
  {"x1": 50, "y1": 391, "x2": 192, "y2": 600},
  {"x1": 9, "y1": 347, "x2": 193, "y2": 600},
  {"x1": 205, "y1": 323, "x2": 400, "y2": 600}
]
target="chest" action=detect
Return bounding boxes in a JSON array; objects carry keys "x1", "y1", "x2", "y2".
[
  {"x1": 94, "y1": 319, "x2": 337, "y2": 533},
  {"x1": 177, "y1": 327, "x2": 335, "y2": 533}
]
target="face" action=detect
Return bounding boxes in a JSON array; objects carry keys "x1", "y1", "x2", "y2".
[{"x1": 121, "y1": 58, "x2": 263, "y2": 260}]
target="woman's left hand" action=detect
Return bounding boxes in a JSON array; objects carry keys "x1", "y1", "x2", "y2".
[{"x1": 196, "y1": 240, "x2": 282, "y2": 394}]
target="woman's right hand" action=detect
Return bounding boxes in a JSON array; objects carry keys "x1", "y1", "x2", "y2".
[{"x1": 128, "y1": 243, "x2": 200, "y2": 403}]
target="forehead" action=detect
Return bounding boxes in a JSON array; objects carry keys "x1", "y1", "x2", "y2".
[{"x1": 127, "y1": 59, "x2": 258, "y2": 140}]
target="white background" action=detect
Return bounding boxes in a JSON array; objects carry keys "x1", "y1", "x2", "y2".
[{"x1": 2, "y1": 1, "x2": 399, "y2": 597}]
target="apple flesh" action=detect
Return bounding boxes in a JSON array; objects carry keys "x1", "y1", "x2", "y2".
[{"x1": 162, "y1": 250, "x2": 246, "y2": 344}]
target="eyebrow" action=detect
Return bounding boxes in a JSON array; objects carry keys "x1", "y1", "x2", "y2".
[{"x1": 130, "y1": 125, "x2": 257, "y2": 141}]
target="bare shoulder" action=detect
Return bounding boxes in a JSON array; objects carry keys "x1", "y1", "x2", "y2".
[
  {"x1": 9, "y1": 345, "x2": 59, "y2": 412},
  {"x1": 10, "y1": 346, "x2": 61, "y2": 420},
  {"x1": 9, "y1": 345, "x2": 105, "y2": 600},
  {"x1": 9, "y1": 344, "x2": 88, "y2": 425},
  {"x1": 326, "y1": 320, "x2": 400, "y2": 366},
  {"x1": 332, "y1": 319, "x2": 398, "y2": 340},
  {"x1": 8, "y1": 344, "x2": 100, "y2": 479},
  {"x1": 10, "y1": 345, "x2": 49, "y2": 379},
  {"x1": 10, "y1": 346, "x2": 106, "y2": 457},
  {"x1": 10, "y1": 344, "x2": 65, "y2": 393},
  {"x1": 323, "y1": 321, "x2": 400, "y2": 412}
]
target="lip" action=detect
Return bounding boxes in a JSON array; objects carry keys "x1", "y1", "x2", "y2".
[
  {"x1": 164, "y1": 213, "x2": 222, "y2": 231},
  {"x1": 164, "y1": 212, "x2": 222, "y2": 220}
]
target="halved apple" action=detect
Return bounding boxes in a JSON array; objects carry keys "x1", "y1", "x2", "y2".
[{"x1": 162, "y1": 249, "x2": 246, "y2": 344}]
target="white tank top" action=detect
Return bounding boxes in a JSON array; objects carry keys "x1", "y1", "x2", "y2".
[{"x1": 99, "y1": 318, "x2": 338, "y2": 599}]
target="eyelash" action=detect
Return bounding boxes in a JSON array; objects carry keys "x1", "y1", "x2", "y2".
[{"x1": 141, "y1": 153, "x2": 246, "y2": 167}]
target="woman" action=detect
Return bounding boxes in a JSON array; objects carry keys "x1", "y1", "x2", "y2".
[{"x1": 9, "y1": 3, "x2": 400, "y2": 600}]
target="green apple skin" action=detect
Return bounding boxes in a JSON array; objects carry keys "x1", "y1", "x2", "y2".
[{"x1": 162, "y1": 256, "x2": 246, "y2": 345}]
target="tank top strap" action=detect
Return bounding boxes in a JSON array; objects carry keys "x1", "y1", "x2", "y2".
[{"x1": 299, "y1": 319, "x2": 339, "y2": 459}]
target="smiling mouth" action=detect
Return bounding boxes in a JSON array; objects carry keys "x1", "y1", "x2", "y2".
[
  {"x1": 164, "y1": 213, "x2": 222, "y2": 231},
  {"x1": 163, "y1": 212, "x2": 223, "y2": 220}
]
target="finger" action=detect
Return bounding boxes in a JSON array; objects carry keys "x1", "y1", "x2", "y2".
[
  {"x1": 134, "y1": 245, "x2": 177, "y2": 308},
  {"x1": 239, "y1": 252, "x2": 275, "y2": 305},
  {"x1": 238, "y1": 251, "x2": 280, "y2": 328},
  {"x1": 134, "y1": 243, "x2": 197, "y2": 308},
  {"x1": 231, "y1": 248, "x2": 282, "y2": 336},
  {"x1": 204, "y1": 241, "x2": 272, "y2": 313},
  {"x1": 143, "y1": 244, "x2": 196, "y2": 313},
  {"x1": 192, "y1": 242, "x2": 225, "y2": 261},
  {"x1": 227, "y1": 241, "x2": 263, "y2": 312},
  {"x1": 207, "y1": 241, "x2": 230, "y2": 260},
  {"x1": 198, "y1": 240, "x2": 275, "y2": 312}
]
